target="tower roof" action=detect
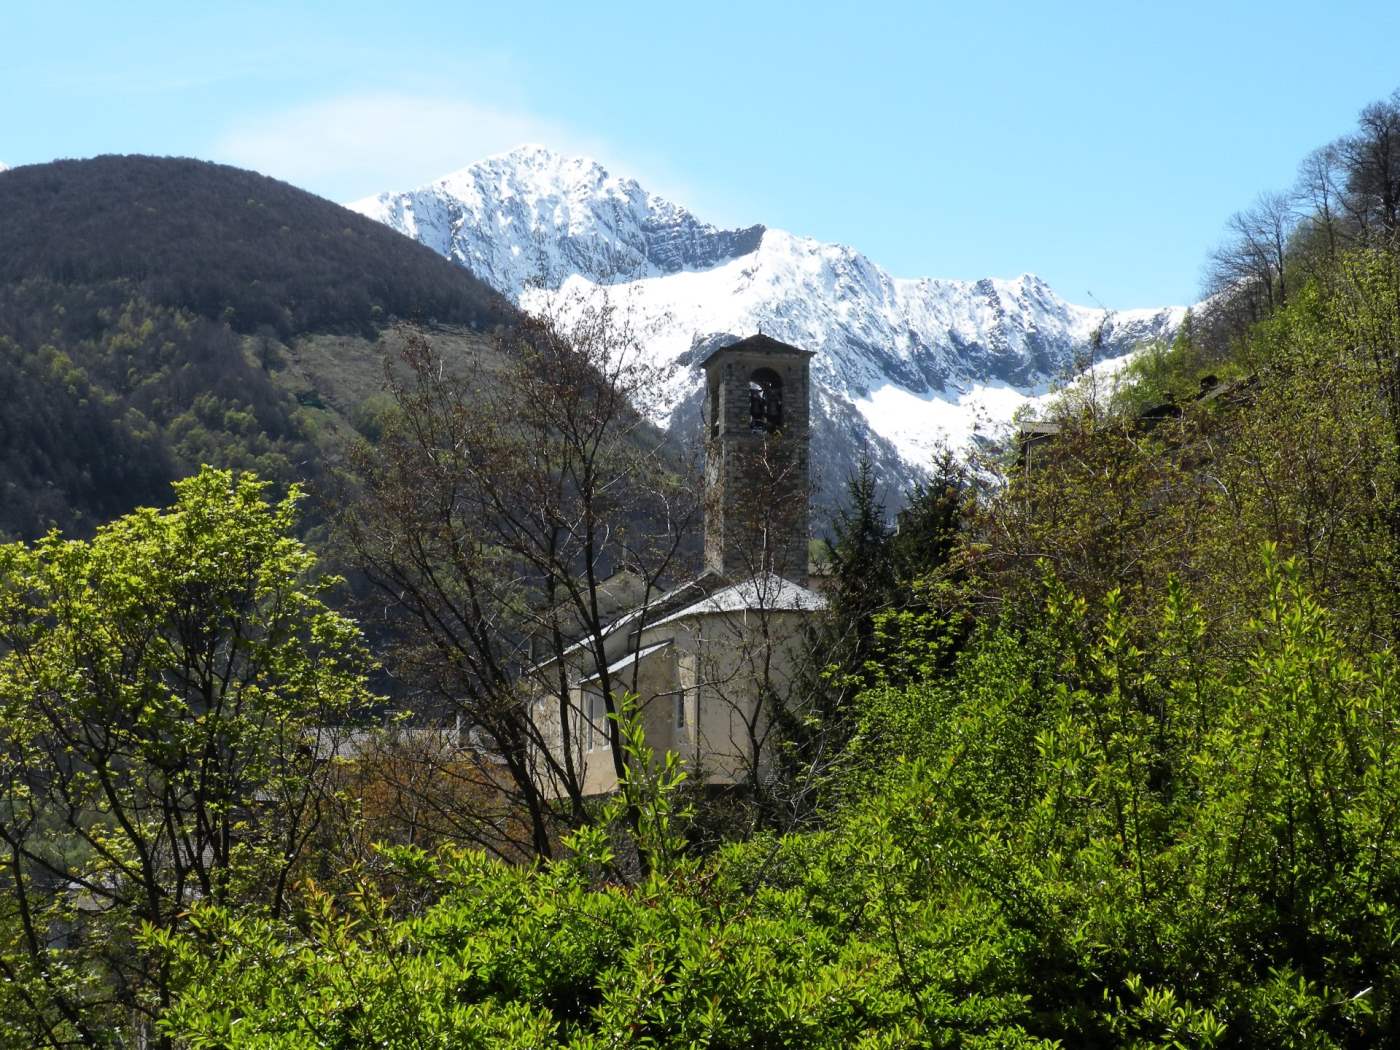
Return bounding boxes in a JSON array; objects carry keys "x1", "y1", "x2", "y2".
[{"x1": 699, "y1": 333, "x2": 815, "y2": 369}]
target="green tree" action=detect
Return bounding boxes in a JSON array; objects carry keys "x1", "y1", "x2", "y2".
[
  {"x1": 824, "y1": 458, "x2": 896, "y2": 679},
  {"x1": 338, "y1": 314, "x2": 698, "y2": 866},
  {"x1": 0, "y1": 466, "x2": 374, "y2": 1048},
  {"x1": 891, "y1": 448, "x2": 966, "y2": 585}
]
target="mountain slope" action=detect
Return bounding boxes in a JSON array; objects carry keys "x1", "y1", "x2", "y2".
[
  {"x1": 352, "y1": 147, "x2": 1184, "y2": 501},
  {"x1": 0, "y1": 156, "x2": 509, "y2": 539},
  {"x1": 1, "y1": 155, "x2": 509, "y2": 337},
  {"x1": 350, "y1": 146, "x2": 765, "y2": 300}
]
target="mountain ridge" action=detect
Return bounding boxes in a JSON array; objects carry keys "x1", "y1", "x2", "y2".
[
  {"x1": 350, "y1": 146, "x2": 767, "y2": 298},
  {"x1": 350, "y1": 145, "x2": 1186, "y2": 499},
  {"x1": 3, "y1": 154, "x2": 509, "y2": 337}
]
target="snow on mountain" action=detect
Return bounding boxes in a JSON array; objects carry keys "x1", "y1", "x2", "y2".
[
  {"x1": 349, "y1": 145, "x2": 763, "y2": 300},
  {"x1": 350, "y1": 146, "x2": 1185, "y2": 503}
]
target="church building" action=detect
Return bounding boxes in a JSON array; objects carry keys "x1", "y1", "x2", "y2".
[{"x1": 532, "y1": 334, "x2": 827, "y2": 796}]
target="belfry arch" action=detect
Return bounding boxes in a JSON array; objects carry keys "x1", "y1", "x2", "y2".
[{"x1": 748, "y1": 367, "x2": 783, "y2": 431}]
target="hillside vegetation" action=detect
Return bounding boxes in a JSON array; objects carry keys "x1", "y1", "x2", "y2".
[
  {"x1": 0, "y1": 156, "x2": 509, "y2": 539},
  {"x1": 0, "y1": 155, "x2": 505, "y2": 337},
  {"x1": 4, "y1": 94, "x2": 1400, "y2": 1048}
]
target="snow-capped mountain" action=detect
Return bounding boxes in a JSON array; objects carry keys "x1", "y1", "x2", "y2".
[
  {"x1": 350, "y1": 146, "x2": 1185, "y2": 503},
  {"x1": 350, "y1": 147, "x2": 765, "y2": 300}
]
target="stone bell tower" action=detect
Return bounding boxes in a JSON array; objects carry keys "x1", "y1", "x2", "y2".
[{"x1": 701, "y1": 334, "x2": 814, "y2": 583}]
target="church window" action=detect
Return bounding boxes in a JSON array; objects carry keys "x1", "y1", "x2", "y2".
[{"x1": 586, "y1": 692, "x2": 607, "y2": 751}]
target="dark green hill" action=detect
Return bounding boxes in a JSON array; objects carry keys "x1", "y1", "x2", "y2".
[
  {"x1": 0, "y1": 154, "x2": 508, "y2": 337},
  {"x1": 0, "y1": 155, "x2": 512, "y2": 540}
]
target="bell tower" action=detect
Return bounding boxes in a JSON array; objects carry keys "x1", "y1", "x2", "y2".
[{"x1": 701, "y1": 334, "x2": 814, "y2": 583}]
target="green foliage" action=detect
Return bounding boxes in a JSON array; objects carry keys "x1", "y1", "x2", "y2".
[
  {"x1": 1109, "y1": 309, "x2": 1245, "y2": 416},
  {"x1": 0, "y1": 155, "x2": 506, "y2": 340},
  {"x1": 824, "y1": 459, "x2": 897, "y2": 680},
  {"x1": 0, "y1": 153, "x2": 511, "y2": 540},
  {"x1": 892, "y1": 448, "x2": 968, "y2": 584},
  {"x1": 151, "y1": 714, "x2": 1056, "y2": 1049},
  {"x1": 144, "y1": 547, "x2": 1399, "y2": 1048},
  {"x1": 0, "y1": 467, "x2": 375, "y2": 1045},
  {"x1": 850, "y1": 551, "x2": 1400, "y2": 1046},
  {"x1": 348, "y1": 391, "x2": 400, "y2": 442},
  {"x1": 823, "y1": 451, "x2": 971, "y2": 694},
  {"x1": 983, "y1": 242, "x2": 1400, "y2": 659},
  {"x1": 0, "y1": 280, "x2": 315, "y2": 539}
]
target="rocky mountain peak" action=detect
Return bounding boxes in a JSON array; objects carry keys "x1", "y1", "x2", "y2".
[
  {"x1": 350, "y1": 148, "x2": 1186, "y2": 505},
  {"x1": 349, "y1": 147, "x2": 764, "y2": 298}
]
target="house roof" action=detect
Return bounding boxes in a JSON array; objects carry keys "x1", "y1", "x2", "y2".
[
  {"x1": 649, "y1": 572, "x2": 827, "y2": 629},
  {"x1": 1196, "y1": 373, "x2": 1258, "y2": 407}
]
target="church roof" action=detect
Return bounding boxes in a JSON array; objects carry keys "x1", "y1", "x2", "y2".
[
  {"x1": 649, "y1": 572, "x2": 826, "y2": 628},
  {"x1": 580, "y1": 639, "x2": 673, "y2": 685},
  {"x1": 531, "y1": 571, "x2": 823, "y2": 674},
  {"x1": 537, "y1": 570, "x2": 728, "y2": 668}
]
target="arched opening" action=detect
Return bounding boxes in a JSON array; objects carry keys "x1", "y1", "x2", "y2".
[{"x1": 748, "y1": 367, "x2": 783, "y2": 431}]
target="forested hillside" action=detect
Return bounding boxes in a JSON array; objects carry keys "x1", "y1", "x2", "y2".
[
  {"x1": 0, "y1": 156, "x2": 509, "y2": 538},
  {"x1": 4, "y1": 92, "x2": 1400, "y2": 1049}
]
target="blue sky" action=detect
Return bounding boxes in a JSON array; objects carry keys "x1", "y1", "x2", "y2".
[{"x1": 4, "y1": 0, "x2": 1398, "y2": 307}]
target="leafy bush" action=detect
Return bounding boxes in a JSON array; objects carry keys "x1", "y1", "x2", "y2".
[
  {"x1": 145, "y1": 551, "x2": 1399, "y2": 1048},
  {"x1": 0, "y1": 467, "x2": 375, "y2": 1046},
  {"x1": 850, "y1": 553, "x2": 1399, "y2": 1046}
]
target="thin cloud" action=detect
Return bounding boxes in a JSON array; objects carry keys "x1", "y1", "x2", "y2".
[
  {"x1": 209, "y1": 91, "x2": 596, "y2": 203},
  {"x1": 208, "y1": 90, "x2": 752, "y2": 232}
]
